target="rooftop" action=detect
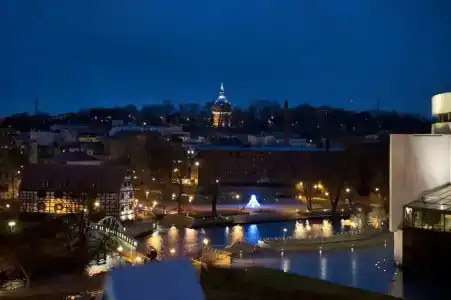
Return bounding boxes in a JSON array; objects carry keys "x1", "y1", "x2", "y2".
[
  {"x1": 406, "y1": 184, "x2": 451, "y2": 212},
  {"x1": 19, "y1": 164, "x2": 128, "y2": 192},
  {"x1": 49, "y1": 151, "x2": 98, "y2": 163},
  {"x1": 195, "y1": 144, "x2": 344, "y2": 152}
]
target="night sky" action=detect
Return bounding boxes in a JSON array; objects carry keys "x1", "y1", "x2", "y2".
[{"x1": 1, "y1": 0, "x2": 451, "y2": 115}]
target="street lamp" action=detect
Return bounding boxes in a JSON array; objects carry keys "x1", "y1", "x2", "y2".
[
  {"x1": 169, "y1": 248, "x2": 176, "y2": 255},
  {"x1": 145, "y1": 190, "x2": 150, "y2": 200},
  {"x1": 195, "y1": 161, "x2": 200, "y2": 167},
  {"x1": 283, "y1": 228, "x2": 287, "y2": 243},
  {"x1": 235, "y1": 194, "x2": 240, "y2": 211},
  {"x1": 117, "y1": 246, "x2": 123, "y2": 252},
  {"x1": 345, "y1": 188, "x2": 351, "y2": 193},
  {"x1": 375, "y1": 188, "x2": 379, "y2": 192}
]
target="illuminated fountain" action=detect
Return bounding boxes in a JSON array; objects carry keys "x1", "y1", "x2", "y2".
[
  {"x1": 305, "y1": 220, "x2": 311, "y2": 231},
  {"x1": 322, "y1": 219, "x2": 333, "y2": 238},
  {"x1": 293, "y1": 221, "x2": 307, "y2": 239},
  {"x1": 246, "y1": 194, "x2": 261, "y2": 208}
]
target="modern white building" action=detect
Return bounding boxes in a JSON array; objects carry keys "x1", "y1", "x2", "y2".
[
  {"x1": 432, "y1": 92, "x2": 451, "y2": 134},
  {"x1": 390, "y1": 92, "x2": 451, "y2": 274}
]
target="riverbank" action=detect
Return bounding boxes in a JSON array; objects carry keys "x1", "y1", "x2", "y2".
[
  {"x1": 190, "y1": 210, "x2": 350, "y2": 228},
  {"x1": 224, "y1": 230, "x2": 392, "y2": 256},
  {"x1": 0, "y1": 265, "x2": 399, "y2": 300},
  {"x1": 201, "y1": 266, "x2": 399, "y2": 300}
]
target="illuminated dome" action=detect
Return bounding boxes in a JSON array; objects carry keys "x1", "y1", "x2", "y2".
[
  {"x1": 212, "y1": 83, "x2": 232, "y2": 113},
  {"x1": 211, "y1": 83, "x2": 232, "y2": 127}
]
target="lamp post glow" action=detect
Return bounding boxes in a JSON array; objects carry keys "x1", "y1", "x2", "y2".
[
  {"x1": 283, "y1": 228, "x2": 287, "y2": 243},
  {"x1": 235, "y1": 194, "x2": 240, "y2": 211},
  {"x1": 201, "y1": 238, "x2": 209, "y2": 269}
]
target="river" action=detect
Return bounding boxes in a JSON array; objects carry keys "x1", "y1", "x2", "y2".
[{"x1": 145, "y1": 219, "x2": 446, "y2": 299}]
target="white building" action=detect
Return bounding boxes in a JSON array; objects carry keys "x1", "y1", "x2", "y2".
[
  {"x1": 390, "y1": 92, "x2": 451, "y2": 272},
  {"x1": 432, "y1": 92, "x2": 451, "y2": 134}
]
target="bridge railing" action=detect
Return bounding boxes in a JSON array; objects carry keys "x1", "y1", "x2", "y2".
[{"x1": 90, "y1": 223, "x2": 138, "y2": 248}]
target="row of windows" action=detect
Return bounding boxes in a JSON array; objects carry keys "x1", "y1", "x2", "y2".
[
  {"x1": 20, "y1": 191, "x2": 119, "y2": 200},
  {"x1": 404, "y1": 207, "x2": 451, "y2": 232}
]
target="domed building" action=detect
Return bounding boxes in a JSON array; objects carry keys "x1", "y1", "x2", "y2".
[{"x1": 212, "y1": 83, "x2": 232, "y2": 127}]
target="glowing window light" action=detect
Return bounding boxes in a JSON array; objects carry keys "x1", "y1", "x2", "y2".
[{"x1": 246, "y1": 194, "x2": 260, "y2": 208}]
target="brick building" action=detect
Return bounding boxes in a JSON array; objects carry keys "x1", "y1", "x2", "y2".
[{"x1": 194, "y1": 143, "x2": 388, "y2": 206}]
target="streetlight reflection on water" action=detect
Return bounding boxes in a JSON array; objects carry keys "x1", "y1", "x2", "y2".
[{"x1": 145, "y1": 218, "x2": 367, "y2": 257}]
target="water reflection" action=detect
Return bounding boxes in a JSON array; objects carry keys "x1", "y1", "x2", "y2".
[
  {"x1": 231, "y1": 225, "x2": 244, "y2": 244},
  {"x1": 320, "y1": 255, "x2": 327, "y2": 280},
  {"x1": 351, "y1": 251, "x2": 358, "y2": 287},
  {"x1": 282, "y1": 258, "x2": 290, "y2": 273},
  {"x1": 145, "y1": 217, "x2": 372, "y2": 258},
  {"x1": 260, "y1": 247, "x2": 394, "y2": 294}
]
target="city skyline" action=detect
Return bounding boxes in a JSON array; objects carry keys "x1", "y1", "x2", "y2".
[{"x1": 2, "y1": 0, "x2": 451, "y2": 115}]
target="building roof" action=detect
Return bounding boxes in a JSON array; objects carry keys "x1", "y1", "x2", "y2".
[
  {"x1": 19, "y1": 164, "x2": 128, "y2": 192},
  {"x1": 104, "y1": 258, "x2": 204, "y2": 300},
  {"x1": 406, "y1": 184, "x2": 451, "y2": 212},
  {"x1": 50, "y1": 151, "x2": 99, "y2": 163},
  {"x1": 194, "y1": 144, "x2": 344, "y2": 152}
]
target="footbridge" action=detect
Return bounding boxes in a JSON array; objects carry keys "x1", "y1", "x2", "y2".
[{"x1": 89, "y1": 216, "x2": 139, "y2": 250}]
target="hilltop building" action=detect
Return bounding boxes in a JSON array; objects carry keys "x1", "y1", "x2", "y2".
[{"x1": 212, "y1": 83, "x2": 232, "y2": 128}]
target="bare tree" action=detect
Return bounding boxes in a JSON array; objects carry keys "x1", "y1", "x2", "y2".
[
  {"x1": 301, "y1": 181, "x2": 315, "y2": 211},
  {"x1": 323, "y1": 137, "x2": 358, "y2": 218}
]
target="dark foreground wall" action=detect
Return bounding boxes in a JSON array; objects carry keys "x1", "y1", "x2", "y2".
[{"x1": 403, "y1": 227, "x2": 451, "y2": 282}]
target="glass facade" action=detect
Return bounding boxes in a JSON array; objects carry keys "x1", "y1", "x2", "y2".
[
  {"x1": 403, "y1": 185, "x2": 451, "y2": 232},
  {"x1": 404, "y1": 201, "x2": 451, "y2": 232}
]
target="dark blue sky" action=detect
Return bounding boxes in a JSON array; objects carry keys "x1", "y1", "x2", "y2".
[{"x1": 1, "y1": 0, "x2": 451, "y2": 115}]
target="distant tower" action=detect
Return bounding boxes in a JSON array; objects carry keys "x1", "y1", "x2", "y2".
[
  {"x1": 284, "y1": 100, "x2": 290, "y2": 145},
  {"x1": 34, "y1": 96, "x2": 39, "y2": 115},
  {"x1": 211, "y1": 83, "x2": 232, "y2": 127}
]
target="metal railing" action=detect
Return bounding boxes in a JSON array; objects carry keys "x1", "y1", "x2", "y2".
[
  {"x1": 90, "y1": 223, "x2": 138, "y2": 248},
  {"x1": 261, "y1": 227, "x2": 382, "y2": 245}
]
